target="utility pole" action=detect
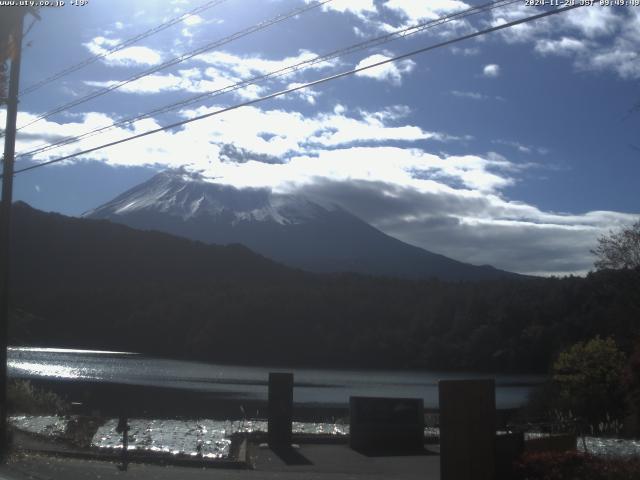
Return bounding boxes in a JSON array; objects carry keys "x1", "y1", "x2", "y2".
[{"x1": 0, "y1": 6, "x2": 29, "y2": 457}]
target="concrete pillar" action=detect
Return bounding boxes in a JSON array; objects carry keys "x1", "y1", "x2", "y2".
[
  {"x1": 439, "y1": 379, "x2": 496, "y2": 480},
  {"x1": 268, "y1": 372, "x2": 293, "y2": 447}
]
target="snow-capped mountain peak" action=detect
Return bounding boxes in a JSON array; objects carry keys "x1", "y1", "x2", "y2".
[
  {"x1": 85, "y1": 170, "x2": 332, "y2": 226},
  {"x1": 86, "y1": 170, "x2": 515, "y2": 281}
]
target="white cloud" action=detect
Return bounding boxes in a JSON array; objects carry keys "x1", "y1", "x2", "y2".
[
  {"x1": 482, "y1": 64, "x2": 500, "y2": 78},
  {"x1": 302, "y1": 0, "x2": 638, "y2": 83},
  {"x1": 196, "y1": 49, "x2": 338, "y2": 78},
  {"x1": 307, "y1": 0, "x2": 377, "y2": 20},
  {"x1": 85, "y1": 71, "x2": 240, "y2": 96},
  {"x1": 490, "y1": 4, "x2": 554, "y2": 44},
  {"x1": 451, "y1": 46, "x2": 480, "y2": 56},
  {"x1": 583, "y1": 9, "x2": 640, "y2": 79},
  {"x1": 355, "y1": 54, "x2": 416, "y2": 86},
  {"x1": 450, "y1": 91, "x2": 506, "y2": 102},
  {"x1": 84, "y1": 37, "x2": 162, "y2": 67},
  {"x1": 181, "y1": 14, "x2": 205, "y2": 39},
  {"x1": 305, "y1": 0, "x2": 470, "y2": 31},
  {"x1": 86, "y1": 74, "x2": 265, "y2": 100},
  {"x1": 535, "y1": 37, "x2": 587, "y2": 56},
  {"x1": 10, "y1": 102, "x2": 637, "y2": 276},
  {"x1": 383, "y1": 0, "x2": 469, "y2": 22},
  {"x1": 589, "y1": 48, "x2": 640, "y2": 79},
  {"x1": 489, "y1": 4, "x2": 616, "y2": 44},
  {"x1": 365, "y1": 104, "x2": 412, "y2": 122},
  {"x1": 42, "y1": 3, "x2": 638, "y2": 276},
  {"x1": 285, "y1": 83, "x2": 321, "y2": 105},
  {"x1": 92, "y1": 36, "x2": 119, "y2": 48},
  {"x1": 14, "y1": 104, "x2": 443, "y2": 164},
  {"x1": 82, "y1": 49, "x2": 339, "y2": 99},
  {"x1": 490, "y1": 5, "x2": 640, "y2": 80},
  {"x1": 493, "y1": 139, "x2": 538, "y2": 154},
  {"x1": 563, "y1": 6, "x2": 620, "y2": 38},
  {"x1": 183, "y1": 15, "x2": 203, "y2": 26},
  {"x1": 451, "y1": 90, "x2": 487, "y2": 101}
]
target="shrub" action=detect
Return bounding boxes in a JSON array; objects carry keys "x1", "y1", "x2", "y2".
[
  {"x1": 624, "y1": 338, "x2": 640, "y2": 402},
  {"x1": 7, "y1": 380, "x2": 68, "y2": 415},
  {"x1": 552, "y1": 337, "x2": 627, "y2": 435},
  {"x1": 514, "y1": 452, "x2": 640, "y2": 480}
]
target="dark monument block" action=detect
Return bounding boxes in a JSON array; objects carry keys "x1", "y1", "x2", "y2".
[
  {"x1": 349, "y1": 396, "x2": 424, "y2": 453},
  {"x1": 267, "y1": 372, "x2": 293, "y2": 447},
  {"x1": 439, "y1": 379, "x2": 496, "y2": 480}
]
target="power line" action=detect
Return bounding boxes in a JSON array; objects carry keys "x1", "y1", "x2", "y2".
[
  {"x1": 22, "y1": 15, "x2": 39, "y2": 41},
  {"x1": 8, "y1": 4, "x2": 582, "y2": 177},
  {"x1": 15, "y1": 0, "x2": 332, "y2": 132},
  {"x1": 16, "y1": 0, "x2": 515, "y2": 159},
  {"x1": 16, "y1": 0, "x2": 519, "y2": 160},
  {"x1": 18, "y1": 0, "x2": 229, "y2": 96}
]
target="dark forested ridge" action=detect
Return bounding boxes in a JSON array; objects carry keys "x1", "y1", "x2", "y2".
[{"x1": 9, "y1": 202, "x2": 640, "y2": 372}]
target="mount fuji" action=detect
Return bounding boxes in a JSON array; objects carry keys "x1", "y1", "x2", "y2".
[{"x1": 84, "y1": 170, "x2": 515, "y2": 281}]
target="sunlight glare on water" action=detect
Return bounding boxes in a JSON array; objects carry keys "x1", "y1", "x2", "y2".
[
  {"x1": 7, "y1": 360, "x2": 88, "y2": 380},
  {"x1": 8, "y1": 347, "x2": 136, "y2": 355},
  {"x1": 93, "y1": 418, "x2": 348, "y2": 458},
  {"x1": 7, "y1": 347, "x2": 544, "y2": 408},
  {"x1": 12, "y1": 416, "x2": 640, "y2": 459}
]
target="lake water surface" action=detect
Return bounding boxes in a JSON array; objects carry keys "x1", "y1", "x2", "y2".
[
  {"x1": 8, "y1": 347, "x2": 543, "y2": 409},
  {"x1": 11, "y1": 348, "x2": 640, "y2": 459}
]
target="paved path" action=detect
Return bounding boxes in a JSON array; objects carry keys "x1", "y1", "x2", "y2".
[{"x1": 1, "y1": 444, "x2": 440, "y2": 479}]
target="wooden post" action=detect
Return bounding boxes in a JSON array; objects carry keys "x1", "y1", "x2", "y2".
[
  {"x1": 0, "y1": 8, "x2": 26, "y2": 457},
  {"x1": 439, "y1": 379, "x2": 496, "y2": 480},
  {"x1": 116, "y1": 414, "x2": 129, "y2": 471}
]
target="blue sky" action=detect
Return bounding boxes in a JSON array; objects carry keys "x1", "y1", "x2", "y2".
[{"x1": 4, "y1": 0, "x2": 640, "y2": 276}]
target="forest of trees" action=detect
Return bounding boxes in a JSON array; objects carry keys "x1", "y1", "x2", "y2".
[{"x1": 8, "y1": 202, "x2": 640, "y2": 373}]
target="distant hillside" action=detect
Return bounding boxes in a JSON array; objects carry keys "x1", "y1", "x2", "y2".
[
  {"x1": 84, "y1": 170, "x2": 516, "y2": 281},
  {"x1": 9, "y1": 202, "x2": 640, "y2": 372},
  {"x1": 11, "y1": 200, "x2": 298, "y2": 288}
]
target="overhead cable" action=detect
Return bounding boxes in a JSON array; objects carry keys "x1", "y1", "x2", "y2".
[
  {"x1": 18, "y1": 0, "x2": 230, "y2": 96},
  {"x1": 16, "y1": 0, "x2": 332, "y2": 131},
  {"x1": 16, "y1": 0, "x2": 519, "y2": 160},
  {"x1": 9, "y1": 4, "x2": 582, "y2": 177}
]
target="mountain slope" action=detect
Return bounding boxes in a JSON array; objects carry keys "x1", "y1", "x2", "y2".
[
  {"x1": 85, "y1": 171, "x2": 515, "y2": 281},
  {"x1": 9, "y1": 202, "x2": 639, "y2": 373}
]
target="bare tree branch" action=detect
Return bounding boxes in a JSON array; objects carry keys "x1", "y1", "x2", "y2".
[{"x1": 591, "y1": 220, "x2": 640, "y2": 270}]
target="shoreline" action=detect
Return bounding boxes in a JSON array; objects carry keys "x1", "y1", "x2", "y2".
[
  {"x1": 15, "y1": 377, "x2": 520, "y2": 424},
  {"x1": 17, "y1": 377, "x2": 351, "y2": 420}
]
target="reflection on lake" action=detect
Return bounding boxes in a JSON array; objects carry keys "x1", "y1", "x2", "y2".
[
  {"x1": 11, "y1": 416, "x2": 640, "y2": 459},
  {"x1": 8, "y1": 346, "x2": 544, "y2": 409},
  {"x1": 10, "y1": 415, "x2": 349, "y2": 459}
]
